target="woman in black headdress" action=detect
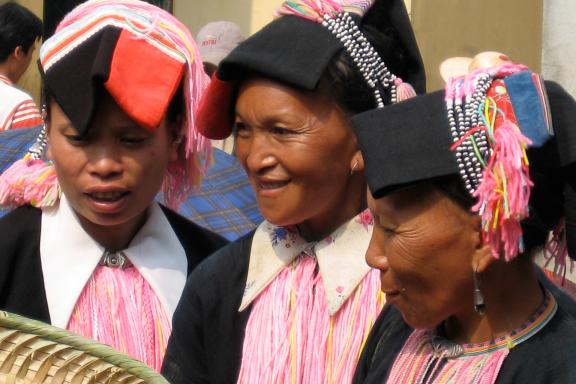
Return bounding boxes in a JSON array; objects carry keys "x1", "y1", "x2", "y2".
[
  {"x1": 162, "y1": 0, "x2": 424, "y2": 383},
  {"x1": 351, "y1": 57, "x2": 576, "y2": 383}
]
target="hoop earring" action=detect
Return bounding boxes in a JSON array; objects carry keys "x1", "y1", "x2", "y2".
[
  {"x1": 350, "y1": 160, "x2": 358, "y2": 176},
  {"x1": 473, "y1": 267, "x2": 485, "y2": 315}
]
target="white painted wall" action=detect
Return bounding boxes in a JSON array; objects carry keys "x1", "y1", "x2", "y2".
[{"x1": 541, "y1": 0, "x2": 576, "y2": 98}]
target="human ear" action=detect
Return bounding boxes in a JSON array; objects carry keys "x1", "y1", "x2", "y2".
[
  {"x1": 13, "y1": 46, "x2": 28, "y2": 61},
  {"x1": 470, "y1": 216, "x2": 494, "y2": 273},
  {"x1": 350, "y1": 150, "x2": 365, "y2": 174},
  {"x1": 168, "y1": 124, "x2": 183, "y2": 163}
]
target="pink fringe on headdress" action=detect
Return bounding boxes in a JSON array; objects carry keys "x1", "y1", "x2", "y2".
[
  {"x1": 446, "y1": 62, "x2": 533, "y2": 261},
  {"x1": 0, "y1": 155, "x2": 60, "y2": 208},
  {"x1": 543, "y1": 220, "x2": 572, "y2": 282},
  {"x1": 55, "y1": 0, "x2": 211, "y2": 210},
  {"x1": 275, "y1": 0, "x2": 374, "y2": 22},
  {"x1": 395, "y1": 78, "x2": 417, "y2": 102},
  {"x1": 472, "y1": 120, "x2": 533, "y2": 261}
]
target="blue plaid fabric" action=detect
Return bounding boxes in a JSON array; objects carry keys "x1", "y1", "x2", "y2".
[{"x1": 0, "y1": 127, "x2": 262, "y2": 241}]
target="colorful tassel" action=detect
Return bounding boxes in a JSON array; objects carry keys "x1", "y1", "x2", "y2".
[
  {"x1": 395, "y1": 78, "x2": 417, "y2": 102},
  {"x1": 471, "y1": 119, "x2": 533, "y2": 261},
  {"x1": 275, "y1": 0, "x2": 373, "y2": 22},
  {"x1": 446, "y1": 62, "x2": 534, "y2": 261},
  {"x1": 0, "y1": 154, "x2": 60, "y2": 208}
]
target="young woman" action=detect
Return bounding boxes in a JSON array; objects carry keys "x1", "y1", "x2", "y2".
[{"x1": 0, "y1": 0, "x2": 227, "y2": 371}]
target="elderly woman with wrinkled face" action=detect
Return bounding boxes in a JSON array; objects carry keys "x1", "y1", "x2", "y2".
[
  {"x1": 162, "y1": 0, "x2": 425, "y2": 383},
  {"x1": 352, "y1": 67, "x2": 576, "y2": 383}
]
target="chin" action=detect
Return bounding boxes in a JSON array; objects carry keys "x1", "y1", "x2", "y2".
[
  {"x1": 400, "y1": 310, "x2": 441, "y2": 331},
  {"x1": 260, "y1": 208, "x2": 299, "y2": 227}
]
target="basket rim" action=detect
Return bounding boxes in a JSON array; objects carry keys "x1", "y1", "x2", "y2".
[{"x1": 0, "y1": 310, "x2": 169, "y2": 383}]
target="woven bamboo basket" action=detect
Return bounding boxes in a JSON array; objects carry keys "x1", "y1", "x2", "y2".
[{"x1": 0, "y1": 311, "x2": 169, "y2": 383}]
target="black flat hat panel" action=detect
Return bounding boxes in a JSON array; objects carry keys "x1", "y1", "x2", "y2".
[
  {"x1": 41, "y1": 27, "x2": 121, "y2": 136},
  {"x1": 218, "y1": 15, "x2": 343, "y2": 91},
  {"x1": 353, "y1": 90, "x2": 457, "y2": 198}
]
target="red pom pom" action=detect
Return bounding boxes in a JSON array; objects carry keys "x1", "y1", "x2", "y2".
[{"x1": 197, "y1": 74, "x2": 235, "y2": 140}]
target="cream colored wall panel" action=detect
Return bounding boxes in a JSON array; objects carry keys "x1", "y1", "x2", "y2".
[
  {"x1": 542, "y1": 0, "x2": 576, "y2": 98},
  {"x1": 174, "y1": 0, "x2": 252, "y2": 38},
  {"x1": 411, "y1": 0, "x2": 543, "y2": 91}
]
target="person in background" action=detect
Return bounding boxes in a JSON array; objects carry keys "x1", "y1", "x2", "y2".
[
  {"x1": 162, "y1": 0, "x2": 425, "y2": 382},
  {"x1": 352, "y1": 57, "x2": 576, "y2": 383},
  {"x1": 196, "y1": 20, "x2": 244, "y2": 154},
  {"x1": 0, "y1": 0, "x2": 227, "y2": 371},
  {"x1": 0, "y1": 2, "x2": 43, "y2": 131}
]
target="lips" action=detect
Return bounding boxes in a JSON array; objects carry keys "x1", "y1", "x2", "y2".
[
  {"x1": 83, "y1": 187, "x2": 131, "y2": 214},
  {"x1": 382, "y1": 289, "x2": 402, "y2": 303},
  {"x1": 258, "y1": 180, "x2": 289, "y2": 190},
  {"x1": 87, "y1": 191, "x2": 129, "y2": 202},
  {"x1": 253, "y1": 177, "x2": 290, "y2": 196}
]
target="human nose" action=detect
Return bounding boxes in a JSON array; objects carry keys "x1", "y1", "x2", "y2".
[
  {"x1": 365, "y1": 230, "x2": 390, "y2": 273},
  {"x1": 242, "y1": 133, "x2": 277, "y2": 175},
  {"x1": 86, "y1": 143, "x2": 123, "y2": 179}
]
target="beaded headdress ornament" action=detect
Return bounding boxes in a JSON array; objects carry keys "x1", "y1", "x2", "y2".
[
  {"x1": 0, "y1": 0, "x2": 209, "y2": 210},
  {"x1": 197, "y1": 0, "x2": 424, "y2": 139},
  {"x1": 276, "y1": 0, "x2": 415, "y2": 107},
  {"x1": 444, "y1": 53, "x2": 551, "y2": 260}
]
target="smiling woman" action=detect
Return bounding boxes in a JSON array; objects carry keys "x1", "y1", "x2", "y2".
[
  {"x1": 0, "y1": 0, "x2": 227, "y2": 372},
  {"x1": 161, "y1": 0, "x2": 425, "y2": 383},
  {"x1": 234, "y1": 78, "x2": 362, "y2": 238}
]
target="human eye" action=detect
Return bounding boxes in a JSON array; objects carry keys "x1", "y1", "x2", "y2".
[
  {"x1": 376, "y1": 216, "x2": 397, "y2": 235},
  {"x1": 233, "y1": 122, "x2": 251, "y2": 138},
  {"x1": 64, "y1": 134, "x2": 88, "y2": 146},
  {"x1": 120, "y1": 135, "x2": 149, "y2": 147},
  {"x1": 270, "y1": 126, "x2": 295, "y2": 136}
]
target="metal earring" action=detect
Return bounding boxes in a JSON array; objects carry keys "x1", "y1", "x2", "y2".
[
  {"x1": 350, "y1": 160, "x2": 358, "y2": 176},
  {"x1": 473, "y1": 268, "x2": 485, "y2": 315}
]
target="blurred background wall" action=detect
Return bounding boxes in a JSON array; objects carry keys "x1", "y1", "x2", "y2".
[{"x1": 7, "y1": 0, "x2": 576, "y2": 103}]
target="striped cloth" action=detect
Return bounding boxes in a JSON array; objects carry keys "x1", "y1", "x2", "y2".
[
  {"x1": 0, "y1": 127, "x2": 262, "y2": 240},
  {"x1": 0, "y1": 75, "x2": 43, "y2": 131}
]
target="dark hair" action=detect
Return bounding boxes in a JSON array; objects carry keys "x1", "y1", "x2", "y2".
[
  {"x1": 321, "y1": 4, "x2": 422, "y2": 114},
  {"x1": 0, "y1": 2, "x2": 43, "y2": 62}
]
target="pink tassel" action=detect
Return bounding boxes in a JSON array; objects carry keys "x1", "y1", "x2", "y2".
[
  {"x1": 0, "y1": 155, "x2": 60, "y2": 208},
  {"x1": 543, "y1": 220, "x2": 572, "y2": 282},
  {"x1": 68, "y1": 266, "x2": 172, "y2": 372},
  {"x1": 472, "y1": 121, "x2": 533, "y2": 261},
  {"x1": 395, "y1": 78, "x2": 417, "y2": 102},
  {"x1": 275, "y1": 0, "x2": 373, "y2": 22},
  {"x1": 237, "y1": 256, "x2": 382, "y2": 384}
]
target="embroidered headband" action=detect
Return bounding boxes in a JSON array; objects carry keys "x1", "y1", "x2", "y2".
[
  {"x1": 353, "y1": 55, "x2": 576, "y2": 263},
  {"x1": 197, "y1": 0, "x2": 425, "y2": 139},
  {"x1": 0, "y1": 0, "x2": 210, "y2": 209}
]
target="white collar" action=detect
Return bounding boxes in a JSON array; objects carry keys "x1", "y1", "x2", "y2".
[
  {"x1": 0, "y1": 75, "x2": 11, "y2": 85},
  {"x1": 240, "y1": 210, "x2": 374, "y2": 315},
  {"x1": 40, "y1": 195, "x2": 187, "y2": 328}
]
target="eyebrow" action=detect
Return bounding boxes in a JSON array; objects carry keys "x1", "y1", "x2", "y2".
[{"x1": 54, "y1": 122, "x2": 77, "y2": 131}]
